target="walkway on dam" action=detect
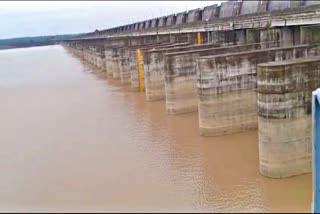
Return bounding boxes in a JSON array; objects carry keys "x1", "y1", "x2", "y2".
[{"x1": 0, "y1": 45, "x2": 312, "y2": 212}]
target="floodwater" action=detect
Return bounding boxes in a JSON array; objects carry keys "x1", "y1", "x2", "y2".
[{"x1": 0, "y1": 45, "x2": 312, "y2": 212}]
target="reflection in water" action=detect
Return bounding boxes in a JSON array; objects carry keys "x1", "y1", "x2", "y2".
[{"x1": 0, "y1": 45, "x2": 311, "y2": 212}]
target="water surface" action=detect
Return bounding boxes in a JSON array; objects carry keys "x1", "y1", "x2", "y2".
[{"x1": 0, "y1": 45, "x2": 312, "y2": 212}]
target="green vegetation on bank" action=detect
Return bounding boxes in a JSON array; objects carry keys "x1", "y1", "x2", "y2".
[{"x1": 0, "y1": 34, "x2": 81, "y2": 50}]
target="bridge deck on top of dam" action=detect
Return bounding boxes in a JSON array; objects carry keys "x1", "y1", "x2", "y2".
[{"x1": 67, "y1": 3, "x2": 320, "y2": 41}]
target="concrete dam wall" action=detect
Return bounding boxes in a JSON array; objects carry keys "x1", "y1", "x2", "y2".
[{"x1": 63, "y1": 1, "x2": 320, "y2": 179}]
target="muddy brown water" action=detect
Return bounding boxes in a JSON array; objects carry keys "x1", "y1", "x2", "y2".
[{"x1": 0, "y1": 45, "x2": 312, "y2": 212}]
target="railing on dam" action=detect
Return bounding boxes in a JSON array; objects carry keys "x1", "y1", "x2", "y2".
[{"x1": 313, "y1": 88, "x2": 320, "y2": 212}]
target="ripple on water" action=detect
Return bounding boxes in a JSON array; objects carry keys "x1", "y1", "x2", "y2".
[{"x1": 0, "y1": 45, "x2": 312, "y2": 212}]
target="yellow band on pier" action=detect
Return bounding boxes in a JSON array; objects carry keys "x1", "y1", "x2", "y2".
[
  {"x1": 197, "y1": 32, "x2": 203, "y2": 44},
  {"x1": 136, "y1": 49, "x2": 144, "y2": 92}
]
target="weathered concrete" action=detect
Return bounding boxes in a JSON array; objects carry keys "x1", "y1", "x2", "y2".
[
  {"x1": 202, "y1": 4, "x2": 219, "y2": 21},
  {"x1": 105, "y1": 48, "x2": 114, "y2": 77},
  {"x1": 118, "y1": 48, "x2": 130, "y2": 84},
  {"x1": 257, "y1": 57, "x2": 320, "y2": 178},
  {"x1": 129, "y1": 42, "x2": 191, "y2": 92},
  {"x1": 68, "y1": 1, "x2": 320, "y2": 40},
  {"x1": 187, "y1": 8, "x2": 202, "y2": 23},
  {"x1": 219, "y1": 1, "x2": 235, "y2": 18},
  {"x1": 306, "y1": 1, "x2": 320, "y2": 6},
  {"x1": 84, "y1": 49, "x2": 97, "y2": 66},
  {"x1": 164, "y1": 42, "x2": 278, "y2": 115},
  {"x1": 105, "y1": 40, "x2": 149, "y2": 78},
  {"x1": 144, "y1": 20, "x2": 151, "y2": 29},
  {"x1": 70, "y1": 45, "x2": 106, "y2": 72},
  {"x1": 105, "y1": 46, "x2": 128, "y2": 79},
  {"x1": 240, "y1": 0, "x2": 260, "y2": 15},
  {"x1": 143, "y1": 42, "x2": 220, "y2": 101},
  {"x1": 219, "y1": 1, "x2": 241, "y2": 18},
  {"x1": 95, "y1": 47, "x2": 106, "y2": 72},
  {"x1": 68, "y1": 46, "x2": 84, "y2": 59},
  {"x1": 159, "y1": 16, "x2": 167, "y2": 27},
  {"x1": 166, "y1": 15, "x2": 176, "y2": 26},
  {"x1": 197, "y1": 44, "x2": 320, "y2": 137},
  {"x1": 268, "y1": 0, "x2": 299, "y2": 11},
  {"x1": 120, "y1": 43, "x2": 171, "y2": 85},
  {"x1": 111, "y1": 48, "x2": 121, "y2": 79},
  {"x1": 176, "y1": 12, "x2": 187, "y2": 25},
  {"x1": 96, "y1": 54, "x2": 105, "y2": 71}
]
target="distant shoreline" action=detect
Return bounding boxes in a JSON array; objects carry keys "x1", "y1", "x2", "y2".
[
  {"x1": 0, "y1": 34, "x2": 79, "y2": 51},
  {"x1": 0, "y1": 43, "x2": 58, "y2": 50}
]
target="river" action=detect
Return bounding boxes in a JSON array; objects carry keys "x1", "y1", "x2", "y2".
[{"x1": 0, "y1": 45, "x2": 312, "y2": 212}]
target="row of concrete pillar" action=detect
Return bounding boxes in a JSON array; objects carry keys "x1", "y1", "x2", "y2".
[{"x1": 64, "y1": 25, "x2": 320, "y2": 178}]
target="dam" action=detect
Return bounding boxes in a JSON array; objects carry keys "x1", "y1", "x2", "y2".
[
  {"x1": 63, "y1": 0, "x2": 320, "y2": 180},
  {"x1": 0, "y1": 0, "x2": 318, "y2": 212}
]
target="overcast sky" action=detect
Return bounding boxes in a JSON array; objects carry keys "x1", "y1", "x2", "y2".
[{"x1": 0, "y1": 1, "x2": 224, "y2": 39}]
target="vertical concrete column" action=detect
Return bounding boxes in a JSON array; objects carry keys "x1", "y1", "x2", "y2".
[
  {"x1": 247, "y1": 29, "x2": 260, "y2": 44},
  {"x1": 105, "y1": 48, "x2": 113, "y2": 77},
  {"x1": 301, "y1": 26, "x2": 311, "y2": 44},
  {"x1": 281, "y1": 27, "x2": 293, "y2": 47},
  {"x1": 143, "y1": 37, "x2": 148, "y2": 45},
  {"x1": 197, "y1": 51, "x2": 259, "y2": 136},
  {"x1": 186, "y1": 33, "x2": 192, "y2": 43},
  {"x1": 94, "y1": 46, "x2": 98, "y2": 67},
  {"x1": 205, "y1": 31, "x2": 210, "y2": 44},
  {"x1": 143, "y1": 50, "x2": 166, "y2": 101},
  {"x1": 210, "y1": 32, "x2": 219, "y2": 44},
  {"x1": 112, "y1": 48, "x2": 121, "y2": 79},
  {"x1": 259, "y1": 29, "x2": 268, "y2": 47},
  {"x1": 138, "y1": 37, "x2": 144, "y2": 45},
  {"x1": 260, "y1": 28, "x2": 282, "y2": 48},
  {"x1": 156, "y1": 34, "x2": 171, "y2": 43},
  {"x1": 130, "y1": 38, "x2": 139, "y2": 46},
  {"x1": 119, "y1": 48, "x2": 131, "y2": 84},
  {"x1": 237, "y1": 29, "x2": 246, "y2": 44},
  {"x1": 215, "y1": 32, "x2": 223, "y2": 45},
  {"x1": 124, "y1": 38, "x2": 129, "y2": 46},
  {"x1": 169, "y1": 34, "x2": 176, "y2": 43},
  {"x1": 257, "y1": 58, "x2": 320, "y2": 178},
  {"x1": 292, "y1": 26, "x2": 301, "y2": 45},
  {"x1": 129, "y1": 49, "x2": 140, "y2": 91},
  {"x1": 96, "y1": 45, "x2": 105, "y2": 72}
]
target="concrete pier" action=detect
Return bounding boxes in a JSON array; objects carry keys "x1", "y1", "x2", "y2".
[
  {"x1": 257, "y1": 57, "x2": 320, "y2": 178},
  {"x1": 116, "y1": 43, "x2": 173, "y2": 86},
  {"x1": 96, "y1": 53, "x2": 105, "y2": 72},
  {"x1": 142, "y1": 42, "x2": 220, "y2": 101},
  {"x1": 118, "y1": 48, "x2": 130, "y2": 84},
  {"x1": 164, "y1": 42, "x2": 276, "y2": 114},
  {"x1": 111, "y1": 48, "x2": 121, "y2": 79},
  {"x1": 127, "y1": 43, "x2": 173, "y2": 92},
  {"x1": 129, "y1": 42, "x2": 190, "y2": 92},
  {"x1": 196, "y1": 44, "x2": 319, "y2": 137},
  {"x1": 105, "y1": 47, "x2": 114, "y2": 77}
]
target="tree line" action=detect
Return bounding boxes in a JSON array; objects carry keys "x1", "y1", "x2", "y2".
[{"x1": 0, "y1": 34, "x2": 81, "y2": 50}]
